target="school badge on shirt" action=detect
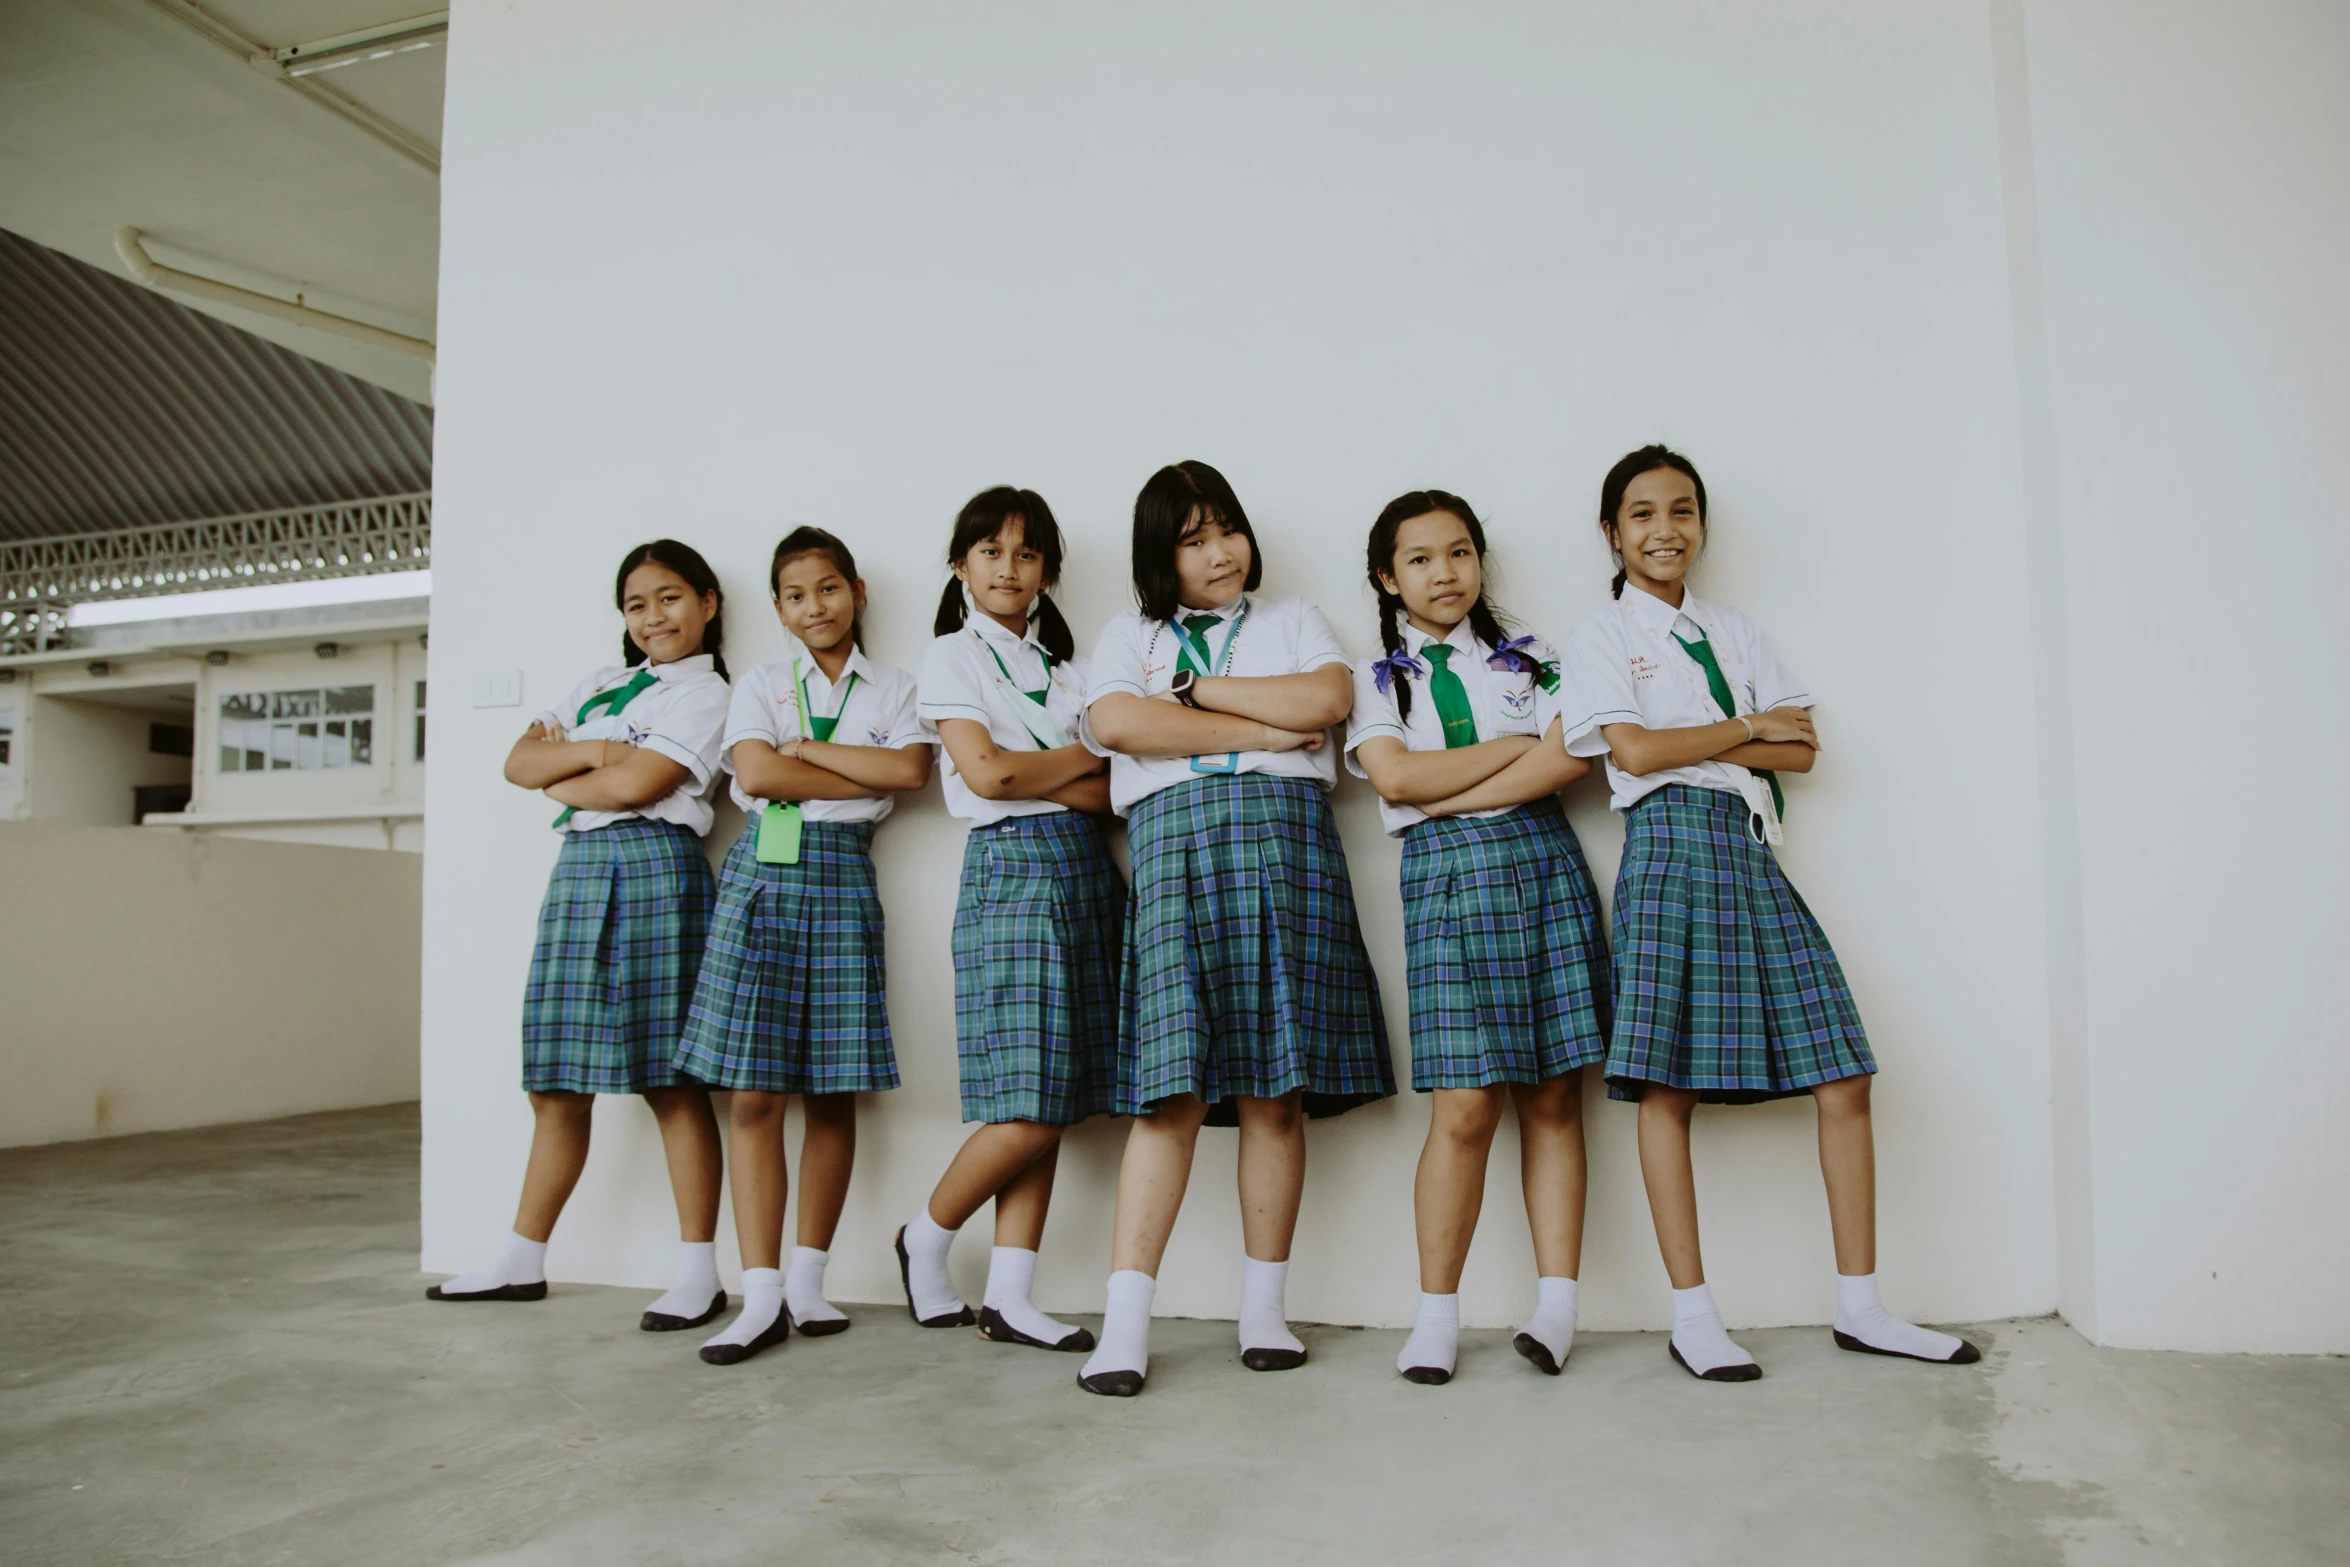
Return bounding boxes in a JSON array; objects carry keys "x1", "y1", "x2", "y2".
[{"x1": 1499, "y1": 685, "x2": 1537, "y2": 720}]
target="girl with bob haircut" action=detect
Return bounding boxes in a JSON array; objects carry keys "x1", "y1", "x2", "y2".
[
  {"x1": 429, "y1": 539, "x2": 736, "y2": 1337},
  {"x1": 893, "y1": 486, "x2": 1125, "y2": 1354},
  {"x1": 1556, "y1": 444, "x2": 1980, "y2": 1380},
  {"x1": 1074, "y1": 460, "x2": 1395, "y2": 1397},
  {"x1": 1347, "y1": 490, "x2": 1610, "y2": 1386},
  {"x1": 673, "y1": 527, "x2": 931, "y2": 1365}
]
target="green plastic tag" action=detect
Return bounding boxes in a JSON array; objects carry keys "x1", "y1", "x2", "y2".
[{"x1": 757, "y1": 800, "x2": 803, "y2": 864}]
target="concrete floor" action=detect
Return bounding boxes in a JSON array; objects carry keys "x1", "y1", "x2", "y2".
[{"x1": 2, "y1": 1108, "x2": 2343, "y2": 1566}]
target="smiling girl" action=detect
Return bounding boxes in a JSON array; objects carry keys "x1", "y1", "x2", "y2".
[
  {"x1": 1073, "y1": 460, "x2": 1395, "y2": 1398},
  {"x1": 1346, "y1": 491, "x2": 1609, "y2": 1385},
  {"x1": 892, "y1": 486, "x2": 1124, "y2": 1354},
  {"x1": 1558, "y1": 444, "x2": 1979, "y2": 1380},
  {"x1": 428, "y1": 540, "x2": 735, "y2": 1336},
  {"x1": 672, "y1": 527, "x2": 931, "y2": 1365}
]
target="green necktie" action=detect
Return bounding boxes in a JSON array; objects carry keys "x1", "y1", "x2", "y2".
[
  {"x1": 1177, "y1": 613, "x2": 1222, "y2": 677},
  {"x1": 552, "y1": 668, "x2": 661, "y2": 827},
  {"x1": 1421, "y1": 644, "x2": 1479, "y2": 749},
  {"x1": 1672, "y1": 632, "x2": 1784, "y2": 820}
]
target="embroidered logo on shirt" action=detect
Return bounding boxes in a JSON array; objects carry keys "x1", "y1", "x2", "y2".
[
  {"x1": 1629, "y1": 654, "x2": 1658, "y2": 681},
  {"x1": 866, "y1": 726, "x2": 892, "y2": 746},
  {"x1": 1499, "y1": 686, "x2": 1536, "y2": 719}
]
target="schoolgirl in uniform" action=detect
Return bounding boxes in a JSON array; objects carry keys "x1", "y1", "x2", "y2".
[
  {"x1": 893, "y1": 486, "x2": 1125, "y2": 1354},
  {"x1": 1557, "y1": 444, "x2": 1980, "y2": 1379},
  {"x1": 674, "y1": 527, "x2": 931, "y2": 1365},
  {"x1": 1074, "y1": 460, "x2": 1396, "y2": 1397},
  {"x1": 428, "y1": 540, "x2": 735, "y2": 1335},
  {"x1": 1346, "y1": 491, "x2": 1610, "y2": 1385}
]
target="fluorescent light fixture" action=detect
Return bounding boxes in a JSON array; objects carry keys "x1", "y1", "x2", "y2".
[{"x1": 270, "y1": 11, "x2": 448, "y2": 78}]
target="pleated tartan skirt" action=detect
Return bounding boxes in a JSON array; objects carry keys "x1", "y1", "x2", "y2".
[
  {"x1": 1120, "y1": 774, "x2": 1396, "y2": 1122},
  {"x1": 521, "y1": 818, "x2": 715, "y2": 1095},
  {"x1": 951, "y1": 812, "x2": 1126, "y2": 1125},
  {"x1": 671, "y1": 822, "x2": 899, "y2": 1095},
  {"x1": 1399, "y1": 799, "x2": 1612, "y2": 1090},
  {"x1": 1604, "y1": 784, "x2": 1875, "y2": 1104}
]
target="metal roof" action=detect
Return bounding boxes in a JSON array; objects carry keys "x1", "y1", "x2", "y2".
[{"x1": 0, "y1": 225, "x2": 433, "y2": 543}]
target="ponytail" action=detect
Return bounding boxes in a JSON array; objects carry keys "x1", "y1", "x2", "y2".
[
  {"x1": 1034, "y1": 594, "x2": 1077, "y2": 663},
  {"x1": 1376, "y1": 591, "x2": 1414, "y2": 724},
  {"x1": 933, "y1": 577, "x2": 968, "y2": 638}
]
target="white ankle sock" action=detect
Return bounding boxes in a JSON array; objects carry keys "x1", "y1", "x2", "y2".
[
  {"x1": 902, "y1": 1209, "x2": 965, "y2": 1320},
  {"x1": 1397, "y1": 1292, "x2": 1460, "y2": 1379},
  {"x1": 1835, "y1": 1272, "x2": 1969, "y2": 1361},
  {"x1": 440, "y1": 1231, "x2": 546, "y2": 1294},
  {"x1": 1671, "y1": 1282, "x2": 1757, "y2": 1376},
  {"x1": 702, "y1": 1267, "x2": 785, "y2": 1351},
  {"x1": 1239, "y1": 1256, "x2": 1305, "y2": 1356},
  {"x1": 1080, "y1": 1270, "x2": 1156, "y2": 1380},
  {"x1": 985, "y1": 1246, "x2": 1083, "y2": 1344},
  {"x1": 1518, "y1": 1275, "x2": 1579, "y2": 1368},
  {"x1": 643, "y1": 1241, "x2": 721, "y2": 1320},
  {"x1": 784, "y1": 1246, "x2": 846, "y2": 1328}
]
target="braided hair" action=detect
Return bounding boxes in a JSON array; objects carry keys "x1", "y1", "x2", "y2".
[
  {"x1": 1598, "y1": 444, "x2": 1708, "y2": 597},
  {"x1": 1364, "y1": 490, "x2": 1513, "y2": 724}
]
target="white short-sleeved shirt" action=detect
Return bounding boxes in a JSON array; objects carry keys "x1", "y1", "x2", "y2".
[
  {"x1": 1344, "y1": 620, "x2": 1564, "y2": 837},
  {"x1": 721, "y1": 648, "x2": 923, "y2": 824},
  {"x1": 918, "y1": 616, "x2": 1094, "y2": 827},
  {"x1": 534, "y1": 653, "x2": 731, "y2": 837},
  {"x1": 1556, "y1": 587, "x2": 1811, "y2": 812},
  {"x1": 1082, "y1": 594, "x2": 1350, "y2": 815}
]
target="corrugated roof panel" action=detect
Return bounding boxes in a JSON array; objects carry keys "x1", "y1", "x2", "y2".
[{"x1": 0, "y1": 225, "x2": 432, "y2": 541}]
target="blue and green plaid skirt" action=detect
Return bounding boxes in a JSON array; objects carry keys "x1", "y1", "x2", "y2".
[
  {"x1": 671, "y1": 821, "x2": 899, "y2": 1095},
  {"x1": 1121, "y1": 774, "x2": 1396, "y2": 1122},
  {"x1": 1604, "y1": 784, "x2": 1875, "y2": 1104},
  {"x1": 521, "y1": 818, "x2": 715, "y2": 1095},
  {"x1": 952, "y1": 812, "x2": 1126, "y2": 1125},
  {"x1": 1400, "y1": 800, "x2": 1612, "y2": 1091}
]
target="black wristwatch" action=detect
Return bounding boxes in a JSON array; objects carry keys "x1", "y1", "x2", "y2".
[{"x1": 1170, "y1": 668, "x2": 1203, "y2": 708}]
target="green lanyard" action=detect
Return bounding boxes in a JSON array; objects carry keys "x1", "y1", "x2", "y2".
[
  {"x1": 1672, "y1": 631, "x2": 1784, "y2": 822},
  {"x1": 1164, "y1": 600, "x2": 1248, "y2": 773},
  {"x1": 551, "y1": 668, "x2": 659, "y2": 829},
  {"x1": 977, "y1": 632, "x2": 1066, "y2": 749},
  {"x1": 759, "y1": 657, "x2": 859, "y2": 866},
  {"x1": 1420, "y1": 643, "x2": 1479, "y2": 749}
]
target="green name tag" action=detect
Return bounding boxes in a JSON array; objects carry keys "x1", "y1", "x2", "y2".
[{"x1": 756, "y1": 800, "x2": 803, "y2": 864}]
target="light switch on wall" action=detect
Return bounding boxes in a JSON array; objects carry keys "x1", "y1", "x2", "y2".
[{"x1": 470, "y1": 671, "x2": 523, "y2": 708}]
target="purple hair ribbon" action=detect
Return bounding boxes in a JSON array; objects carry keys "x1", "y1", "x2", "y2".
[
  {"x1": 1487, "y1": 633, "x2": 1540, "y2": 675},
  {"x1": 1369, "y1": 649, "x2": 1425, "y2": 694}
]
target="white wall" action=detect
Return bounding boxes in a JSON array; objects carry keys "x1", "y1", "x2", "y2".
[
  {"x1": 22, "y1": 688, "x2": 191, "y2": 825},
  {"x1": 0, "y1": 822, "x2": 422, "y2": 1147},
  {"x1": 425, "y1": 0, "x2": 2079, "y2": 1334},
  {"x1": 2018, "y1": 0, "x2": 2350, "y2": 1353}
]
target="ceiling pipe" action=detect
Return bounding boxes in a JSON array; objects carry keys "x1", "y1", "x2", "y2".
[{"x1": 113, "y1": 228, "x2": 436, "y2": 365}]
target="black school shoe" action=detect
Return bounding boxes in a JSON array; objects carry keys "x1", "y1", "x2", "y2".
[
  {"x1": 1077, "y1": 1367, "x2": 1145, "y2": 1397},
  {"x1": 796, "y1": 1312, "x2": 852, "y2": 1338},
  {"x1": 640, "y1": 1289, "x2": 728, "y2": 1332},
  {"x1": 1668, "y1": 1341, "x2": 1762, "y2": 1382},
  {"x1": 893, "y1": 1227, "x2": 977, "y2": 1328},
  {"x1": 977, "y1": 1305, "x2": 1095, "y2": 1353},
  {"x1": 425, "y1": 1280, "x2": 548, "y2": 1303},
  {"x1": 1833, "y1": 1328, "x2": 1982, "y2": 1364},
  {"x1": 1241, "y1": 1346, "x2": 1308, "y2": 1372},
  {"x1": 1512, "y1": 1333, "x2": 1566, "y2": 1376},
  {"x1": 700, "y1": 1307, "x2": 793, "y2": 1366},
  {"x1": 1399, "y1": 1362, "x2": 1452, "y2": 1386}
]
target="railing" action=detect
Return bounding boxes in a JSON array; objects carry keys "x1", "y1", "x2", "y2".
[{"x1": 0, "y1": 493, "x2": 431, "y2": 655}]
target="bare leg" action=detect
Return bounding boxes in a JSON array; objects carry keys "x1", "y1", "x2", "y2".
[
  {"x1": 795, "y1": 1092, "x2": 858, "y2": 1251},
  {"x1": 1514, "y1": 1072, "x2": 1588, "y2": 1280},
  {"x1": 1813, "y1": 1076, "x2": 1877, "y2": 1275},
  {"x1": 642, "y1": 1084, "x2": 722, "y2": 1244},
  {"x1": 727, "y1": 1090, "x2": 790, "y2": 1270},
  {"x1": 1108, "y1": 1094, "x2": 1211, "y2": 1275},
  {"x1": 1636, "y1": 1086, "x2": 1705, "y2": 1288},
  {"x1": 1233, "y1": 1091, "x2": 1307, "y2": 1264},
  {"x1": 923, "y1": 1121, "x2": 1065, "y2": 1233},
  {"x1": 511, "y1": 1091, "x2": 596, "y2": 1242},
  {"x1": 1412, "y1": 1086, "x2": 1506, "y2": 1293},
  {"x1": 992, "y1": 1142, "x2": 1061, "y2": 1252}
]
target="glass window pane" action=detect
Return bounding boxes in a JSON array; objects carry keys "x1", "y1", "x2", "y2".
[
  {"x1": 271, "y1": 689, "x2": 320, "y2": 720},
  {"x1": 219, "y1": 745, "x2": 241, "y2": 773},
  {"x1": 414, "y1": 714, "x2": 425, "y2": 762},
  {"x1": 415, "y1": 679, "x2": 427, "y2": 710},
  {"x1": 220, "y1": 692, "x2": 263, "y2": 723},
  {"x1": 270, "y1": 724, "x2": 295, "y2": 769},
  {"x1": 349, "y1": 717, "x2": 372, "y2": 765},
  {"x1": 246, "y1": 749, "x2": 265, "y2": 771},
  {"x1": 324, "y1": 719, "x2": 347, "y2": 769},
  {"x1": 327, "y1": 685, "x2": 375, "y2": 715},
  {"x1": 297, "y1": 725, "x2": 321, "y2": 769}
]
